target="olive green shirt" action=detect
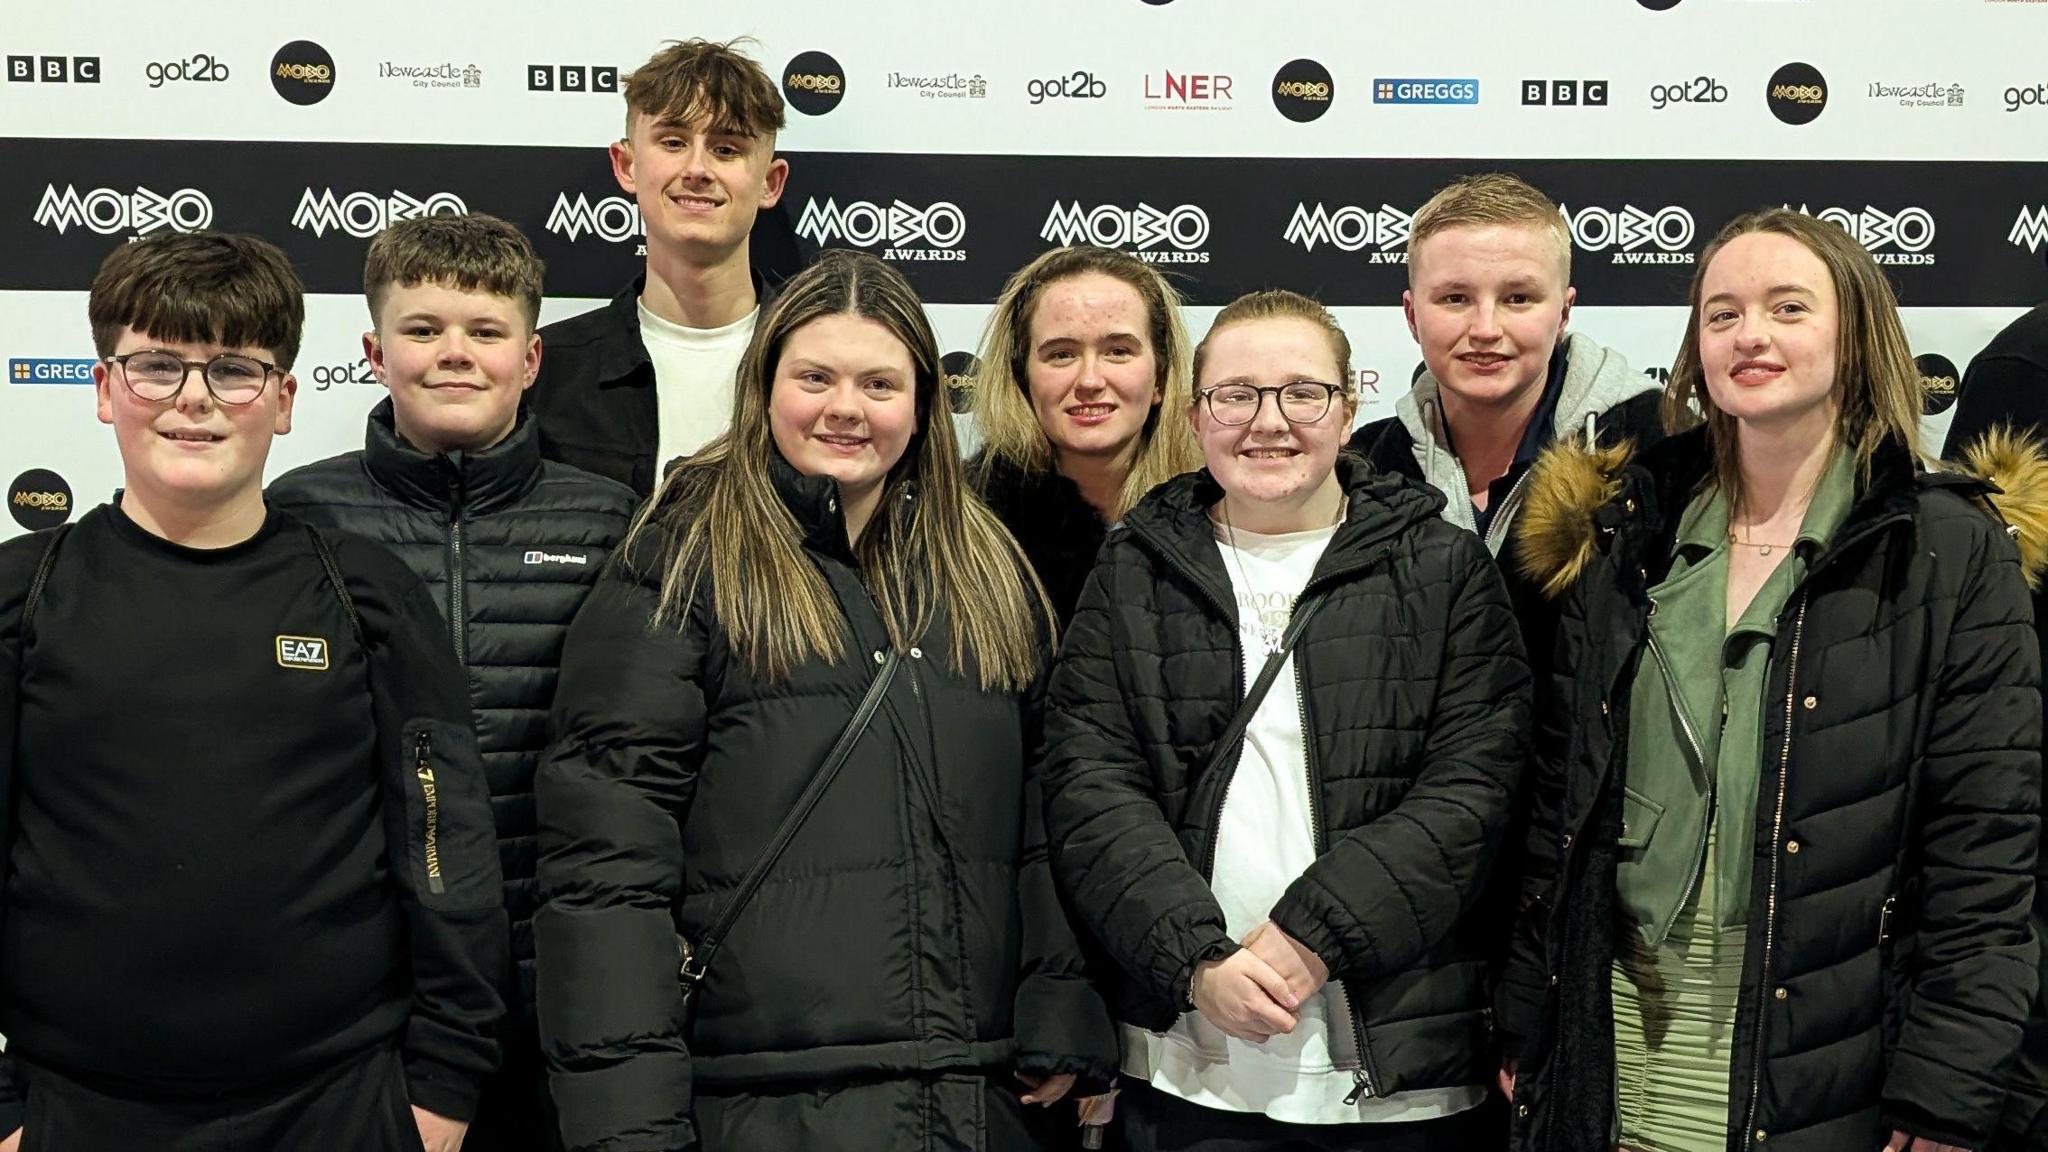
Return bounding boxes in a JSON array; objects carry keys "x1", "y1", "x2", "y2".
[{"x1": 1611, "y1": 447, "x2": 1857, "y2": 1152}]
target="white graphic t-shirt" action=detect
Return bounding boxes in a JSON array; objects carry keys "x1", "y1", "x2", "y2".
[{"x1": 1120, "y1": 517, "x2": 1485, "y2": 1125}]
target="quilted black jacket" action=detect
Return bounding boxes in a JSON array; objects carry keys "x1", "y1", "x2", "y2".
[
  {"x1": 534, "y1": 457, "x2": 1117, "y2": 1152},
  {"x1": 1502, "y1": 426, "x2": 2044, "y2": 1152},
  {"x1": 269, "y1": 399, "x2": 638, "y2": 1035},
  {"x1": 1039, "y1": 455, "x2": 1533, "y2": 1098}
]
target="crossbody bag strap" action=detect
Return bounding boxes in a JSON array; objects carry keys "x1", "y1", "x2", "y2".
[
  {"x1": 680, "y1": 649, "x2": 901, "y2": 989},
  {"x1": 1198, "y1": 588, "x2": 1330, "y2": 778}
]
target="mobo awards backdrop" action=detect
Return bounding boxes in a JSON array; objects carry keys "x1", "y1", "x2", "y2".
[{"x1": 3, "y1": 0, "x2": 2047, "y2": 536}]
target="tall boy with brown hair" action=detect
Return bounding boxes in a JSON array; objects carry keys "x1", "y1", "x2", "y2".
[
  {"x1": 0, "y1": 231, "x2": 505, "y2": 1152},
  {"x1": 530, "y1": 38, "x2": 792, "y2": 496},
  {"x1": 270, "y1": 212, "x2": 636, "y2": 1152}
]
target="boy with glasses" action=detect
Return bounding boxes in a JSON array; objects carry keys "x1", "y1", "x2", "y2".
[{"x1": 0, "y1": 231, "x2": 506, "y2": 1152}]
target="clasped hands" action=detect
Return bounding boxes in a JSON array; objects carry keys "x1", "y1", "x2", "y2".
[{"x1": 1189, "y1": 920, "x2": 1329, "y2": 1044}]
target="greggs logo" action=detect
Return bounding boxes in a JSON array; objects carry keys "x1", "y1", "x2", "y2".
[
  {"x1": 786, "y1": 71, "x2": 841, "y2": 92},
  {"x1": 277, "y1": 635, "x2": 330, "y2": 670}
]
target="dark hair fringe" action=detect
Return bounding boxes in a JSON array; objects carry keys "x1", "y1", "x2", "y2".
[{"x1": 88, "y1": 231, "x2": 306, "y2": 368}]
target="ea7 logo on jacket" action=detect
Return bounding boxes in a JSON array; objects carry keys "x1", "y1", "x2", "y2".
[
  {"x1": 276, "y1": 635, "x2": 330, "y2": 670},
  {"x1": 523, "y1": 550, "x2": 588, "y2": 565}
]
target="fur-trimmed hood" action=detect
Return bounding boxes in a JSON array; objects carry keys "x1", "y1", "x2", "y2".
[{"x1": 1515, "y1": 424, "x2": 2048, "y2": 599}]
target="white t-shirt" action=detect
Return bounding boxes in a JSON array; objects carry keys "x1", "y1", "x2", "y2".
[
  {"x1": 637, "y1": 299, "x2": 757, "y2": 469},
  {"x1": 1120, "y1": 517, "x2": 1486, "y2": 1125}
]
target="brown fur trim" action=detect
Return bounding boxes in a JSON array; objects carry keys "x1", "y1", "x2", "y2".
[
  {"x1": 1954, "y1": 425, "x2": 2048, "y2": 591},
  {"x1": 1515, "y1": 439, "x2": 1637, "y2": 599}
]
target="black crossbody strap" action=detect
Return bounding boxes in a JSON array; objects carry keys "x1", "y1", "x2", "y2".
[
  {"x1": 1199, "y1": 589, "x2": 1330, "y2": 778},
  {"x1": 680, "y1": 649, "x2": 901, "y2": 988}
]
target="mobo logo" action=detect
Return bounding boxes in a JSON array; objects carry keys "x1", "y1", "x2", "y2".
[
  {"x1": 271, "y1": 40, "x2": 335, "y2": 105},
  {"x1": 783, "y1": 51, "x2": 845, "y2": 115},
  {"x1": 292, "y1": 188, "x2": 467, "y2": 239},
  {"x1": 1283, "y1": 202, "x2": 1412, "y2": 262},
  {"x1": 1560, "y1": 203, "x2": 1697, "y2": 264},
  {"x1": 1272, "y1": 59, "x2": 1334, "y2": 122},
  {"x1": 8, "y1": 468, "x2": 73, "y2": 531},
  {"x1": 941, "y1": 351, "x2": 980, "y2": 415},
  {"x1": 1788, "y1": 204, "x2": 1936, "y2": 264},
  {"x1": 34, "y1": 185, "x2": 213, "y2": 236},
  {"x1": 1767, "y1": 62, "x2": 1827, "y2": 125},
  {"x1": 1040, "y1": 201, "x2": 1210, "y2": 262},
  {"x1": 795, "y1": 198, "x2": 967, "y2": 261},
  {"x1": 1915, "y1": 354, "x2": 1959, "y2": 416},
  {"x1": 546, "y1": 193, "x2": 643, "y2": 243}
]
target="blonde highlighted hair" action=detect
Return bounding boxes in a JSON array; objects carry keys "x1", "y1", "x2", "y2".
[
  {"x1": 1663, "y1": 207, "x2": 1924, "y2": 514},
  {"x1": 1408, "y1": 172, "x2": 1572, "y2": 286},
  {"x1": 968, "y1": 246, "x2": 1201, "y2": 517},
  {"x1": 626, "y1": 250, "x2": 1050, "y2": 689}
]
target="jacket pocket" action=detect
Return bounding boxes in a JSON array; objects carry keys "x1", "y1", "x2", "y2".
[
  {"x1": 404, "y1": 726, "x2": 448, "y2": 895},
  {"x1": 1618, "y1": 786, "x2": 1665, "y2": 850},
  {"x1": 396, "y1": 718, "x2": 498, "y2": 908}
]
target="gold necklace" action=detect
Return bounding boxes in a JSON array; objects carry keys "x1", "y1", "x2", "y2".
[{"x1": 1726, "y1": 530, "x2": 1795, "y2": 558}]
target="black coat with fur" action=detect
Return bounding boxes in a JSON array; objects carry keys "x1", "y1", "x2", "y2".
[{"x1": 1503, "y1": 425, "x2": 2045, "y2": 1152}]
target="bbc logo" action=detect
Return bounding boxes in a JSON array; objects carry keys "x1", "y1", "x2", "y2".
[
  {"x1": 529, "y1": 64, "x2": 619, "y2": 93},
  {"x1": 6, "y1": 56, "x2": 101, "y2": 83},
  {"x1": 1523, "y1": 80, "x2": 1608, "y2": 106}
]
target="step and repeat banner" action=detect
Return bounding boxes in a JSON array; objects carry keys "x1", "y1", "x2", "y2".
[{"x1": 3, "y1": 0, "x2": 2046, "y2": 535}]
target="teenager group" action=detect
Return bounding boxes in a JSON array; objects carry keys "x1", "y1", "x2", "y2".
[{"x1": 0, "y1": 36, "x2": 2041, "y2": 1152}]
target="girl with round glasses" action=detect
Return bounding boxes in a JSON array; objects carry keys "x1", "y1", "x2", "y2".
[{"x1": 1040, "y1": 289, "x2": 1531, "y2": 1151}]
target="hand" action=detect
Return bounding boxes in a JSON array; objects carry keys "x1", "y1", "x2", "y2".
[
  {"x1": 1241, "y1": 921, "x2": 1329, "y2": 1003},
  {"x1": 1015, "y1": 1071, "x2": 1076, "y2": 1107},
  {"x1": 1, "y1": 1128, "x2": 18, "y2": 1152},
  {"x1": 1882, "y1": 1133, "x2": 1968, "y2": 1152},
  {"x1": 412, "y1": 1106, "x2": 469, "y2": 1152},
  {"x1": 1191, "y1": 948, "x2": 1300, "y2": 1043},
  {"x1": 1498, "y1": 1058, "x2": 1517, "y2": 1099}
]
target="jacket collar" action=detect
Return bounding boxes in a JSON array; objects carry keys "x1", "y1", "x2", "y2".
[
  {"x1": 592, "y1": 268, "x2": 777, "y2": 389},
  {"x1": 362, "y1": 396, "x2": 542, "y2": 515},
  {"x1": 1516, "y1": 422, "x2": 2048, "y2": 600},
  {"x1": 1120, "y1": 453, "x2": 1445, "y2": 619},
  {"x1": 765, "y1": 446, "x2": 917, "y2": 567}
]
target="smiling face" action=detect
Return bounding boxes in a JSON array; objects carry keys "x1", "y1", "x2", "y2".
[
  {"x1": 611, "y1": 112, "x2": 787, "y2": 263},
  {"x1": 1696, "y1": 230, "x2": 1840, "y2": 433},
  {"x1": 369, "y1": 280, "x2": 541, "y2": 455},
  {"x1": 96, "y1": 325, "x2": 295, "y2": 512},
  {"x1": 1023, "y1": 271, "x2": 1163, "y2": 470},
  {"x1": 768, "y1": 312, "x2": 921, "y2": 512},
  {"x1": 1191, "y1": 316, "x2": 1352, "y2": 513},
  {"x1": 1404, "y1": 222, "x2": 1574, "y2": 410}
]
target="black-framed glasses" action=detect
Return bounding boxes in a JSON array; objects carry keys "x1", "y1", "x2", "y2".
[
  {"x1": 1197, "y1": 381, "x2": 1343, "y2": 426},
  {"x1": 105, "y1": 349, "x2": 281, "y2": 406}
]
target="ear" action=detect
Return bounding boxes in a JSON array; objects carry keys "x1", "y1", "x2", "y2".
[
  {"x1": 523, "y1": 332, "x2": 542, "y2": 391},
  {"x1": 1402, "y1": 289, "x2": 1420, "y2": 344},
  {"x1": 609, "y1": 138, "x2": 637, "y2": 195},
  {"x1": 760, "y1": 156, "x2": 789, "y2": 209},
  {"x1": 1559, "y1": 285, "x2": 1577, "y2": 335},
  {"x1": 94, "y1": 360, "x2": 115, "y2": 426},
  {"x1": 363, "y1": 331, "x2": 388, "y2": 390},
  {"x1": 274, "y1": 373, "x2": 298, "y2": 436}
]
